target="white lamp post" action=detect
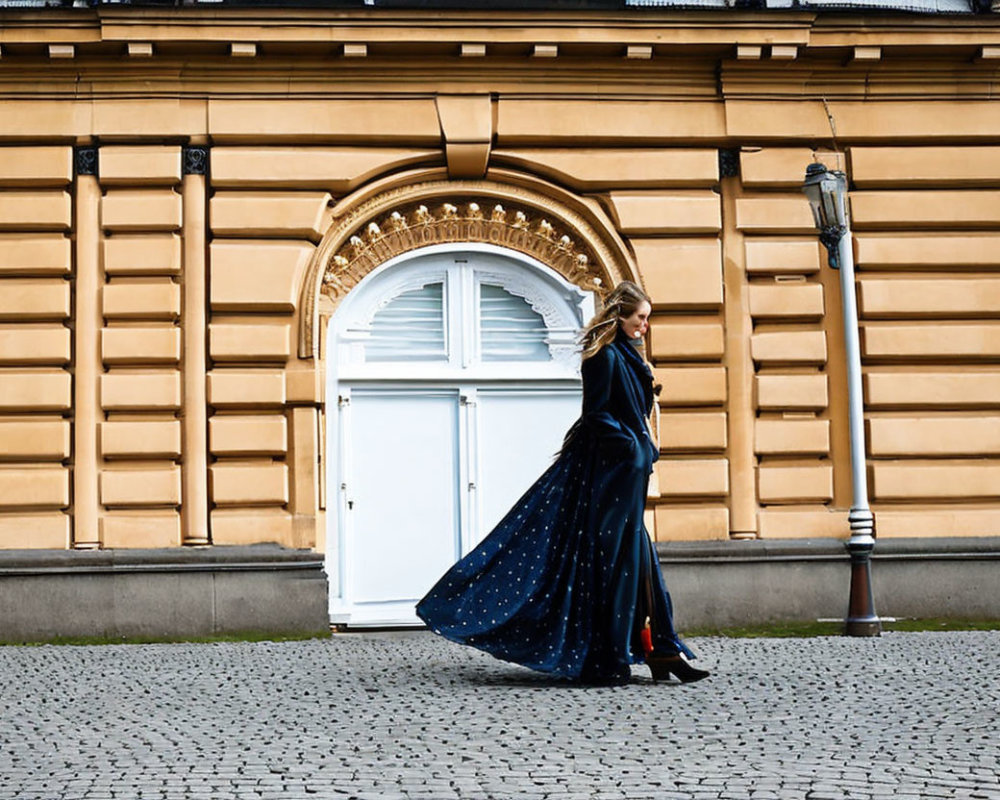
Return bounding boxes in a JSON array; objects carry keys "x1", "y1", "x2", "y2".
[{"x1": 803, "y1": 163, "x2": 881, "y2": 637}]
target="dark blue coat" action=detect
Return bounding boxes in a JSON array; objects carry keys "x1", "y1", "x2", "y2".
[{"x1": 417, "y1": 329, "x2": 693, "y2": 683}]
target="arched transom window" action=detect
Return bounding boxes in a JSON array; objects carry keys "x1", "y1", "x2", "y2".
[{"x1": 334, "y1": 246, "x2": 589, "y2": 381}]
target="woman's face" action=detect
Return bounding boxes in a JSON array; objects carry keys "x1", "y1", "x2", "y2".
[{"x1": 619, "y1": 300, "x2": 651, "y2": 341}]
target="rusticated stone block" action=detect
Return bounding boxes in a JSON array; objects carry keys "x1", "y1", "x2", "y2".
[
  {"x1": 101, "y1": 371, "x2": 181, "y2": 410},
  {"x1": 0, "y1": 419, "x2": 69, "y2": 461},
  {"x1": 208, "y1": 98, "x2": 442, "y2": 144},
  {"x1": 0, "y1": 235, "x2": 71, "y2": 275},
  {"x1": 758, "y1": 464, "x2": 833, "y2": 504},
  {"x1": 744, "y1": 238, "x2": 821, "y2": 276},
  {"x1": 495, "y1": 98, "x2": 726, "y2": 144},
  {"x1": 855, "y1": 234, "x2": 1000, "y2": 270},
  {"x1": 209, "y1": 323, "x2": 291, "y2": 363},
  {"x1": 652, "y1": 505, "x2": 729, "y2": 541},
  {"x1": 208, "y1": 370, "x2": 286, "y2": 408},
  {"x1": 210, "y1": 146, "x2": 440, "y2": 191},
  {"x1": 0, "y1": 327, "x2": 70, "y2": 365},
  {"x1": 863, "y1": 323, "x2": 1000, "y2": 360},
  {"x1": 656, "y1": 458, "x2": 729, "y2": 497},
  {"x1": 100, "y1": 467, "x2": 181, "y2": 507},
  {"x1": 851, "y1": 190, "x2": 1000, "y2": 230},
  {"x1": 491, "y1": 148, "x2": 719, "y2": 190},
  {"x1": 609, "y1": 192, "x2": 720, "y2": 235},
  {"x1": 755, "y1": 374, "x2": 828, "y2": 411},
  {"x1": 100, "y1": 420, "x2": 182, "y2": 459},
  {"x1": 210, "y1": 509, "x2": 294, "y2": 545},
  {"x1": 874, "y1": 508, "x2": 1000, "y2": 538},
  {"x1": 103, "y1": 235, "x2": 181, "y2": 276},
  {"x1": 757, "y1": 509, "x2": 849, "y2": 539},
  {"x1": 860, "y1": 278, "x2": 1000, "y2": 319},
  {"x1": 0, "y1": 279, "x2": 70, "y2": 320},
  {"x1": 654, "y1": 366, "x2": 727, "y2": 406},
  {"x1": 659, "y1": 412, "x2": 727, "y2": 451},
  {"x1": 739, "y1": 148, "x2": 818, "y2": 188},
  {"x1": 0, "y1": 467, "x2": 69, "y2": 509},
  {"x1": 633, "y1": 239, "x2": 722, "y2": 309},
  {"x1": 103, "y1": 280, "x2": 181, "y2": 320},
  {"x1": 869, "y1": 416, "x2": 1000, "y2": 457},
  {"x1": 864, "y1": 371, "x2": 1000, "y2": 409},
  {"x1": 872, "y1": 461, "x2": 1000, "y2": 501},
  {"x1": 210, "y1": 463, "x2": 288, "y2": 506},
  {"x1": 0, "y1": 191, "x2": 71, "y2": 231},
  {"x1": 91, "y1": 98, "x2": 212, "y2": 140},
  {"x1": 0, "y1": 146, "x2": 73, "y2": 187},
  {"x1": 99, "y1": 513, "x2": 181, "y2": 548},
  {"x1": 209, "y1": 416, "x2": 288, "y2": 456},
  {"x1": 735, "y1": 196, "x2": 815, "y2": 234},
  {"x1": 749, "y1": 283, "x2": 824, "y2": 321},
  {"x1": 755, "y1": 419, "x2": 830, "y2": 455},
  {"x1": 0, "y1": 512, "x2": 69, "y2": 548},
  {"x1": 101, "y1": 190, "x2": 182, "y2": 232},
  {"x1": 750, "y1": 331, "x2": 826, "y2": 365},
  {"x1": 0, "y1": 371, "x2": 71, "y2": 411},
  {"x1": 649, "y1": 322, "x2": 725, "y2": 361},
  {"x1": 286, "y1": 369, "x2": 321, "y2": 404},
  {"x1": 850, "y1": 146, "x2": 1000, "y2": 188},
  {"x1": 99, "y1": 146, "x2": 182, "y2": 186},
  {"x1": 209, "y1": 241, "x2": 313, "y2": 312},
  {"x1": 102, "y1": 327, "x2": 181, "y2": 365},
  {"x1": 210, "y1": 192, "x2": 331, "y2": 240},
  {"x1": 727, "y1": 99, "x2": 1000, "y2": 143}
]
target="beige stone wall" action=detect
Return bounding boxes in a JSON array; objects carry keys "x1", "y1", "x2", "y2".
[
  {"x1": 852, "y1": 147, "x2": 1000, "y2": 538},
  {"x1": 0, "y1": 147, "x2": 74, "y2": 547},
  {"x1": 1, "y1": 8, "x2": 999, "y2": 549}
]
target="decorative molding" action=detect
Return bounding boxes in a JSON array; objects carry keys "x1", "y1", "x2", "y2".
[
  {"x1": 183, "y1": 147, "x2": 209, "y2": 176},
  {"x1": 321, "y1": 201, "x2": 598, "y2": 301},
  {"x1": 736, "y1": 45, "x2": 763, "y2": 60},
  {"x1": 721, "y1": 62, "x2": 1000, "y2": 100},
  {"x1": 626, "y1": 45, "x2": 653, "y2": 60},
  {"x1": 75, "y1": 147, "x2": 98, "y2": 177},
  {"x1": 299, "y1": 177, "x2": 637, "y2": 359}
]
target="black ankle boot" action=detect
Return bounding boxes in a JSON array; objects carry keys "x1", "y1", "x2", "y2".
[{"x1": 647, "y1": 654, "x2": 710, "y2": 684}]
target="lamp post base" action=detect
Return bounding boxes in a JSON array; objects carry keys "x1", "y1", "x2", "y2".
[
  {"x1": 845, "y1": 536, "x2": 881, "y2": 637},
  {"x1": 845, "y1": 618, "x2": 882, "y2": 637}
]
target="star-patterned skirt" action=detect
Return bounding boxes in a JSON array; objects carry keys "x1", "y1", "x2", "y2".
[{"x1": 416, "y1": 427, "x2": 694, "y2": 684}]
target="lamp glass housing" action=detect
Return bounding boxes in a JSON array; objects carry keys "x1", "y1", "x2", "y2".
[{"x1": 803, "y1": 164, "x2": 849, "y2": 230}]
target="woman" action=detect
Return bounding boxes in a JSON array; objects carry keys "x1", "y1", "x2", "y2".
[{"x1": 416, "y1": 281, "x2": 708, "y2": 686}]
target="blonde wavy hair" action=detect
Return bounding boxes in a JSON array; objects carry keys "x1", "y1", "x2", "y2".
[{"x1": 579, "y1": 280, "x2": 651, "y2": 362}]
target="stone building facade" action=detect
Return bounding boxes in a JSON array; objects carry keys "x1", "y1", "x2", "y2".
[{"x1": 1, "y1": 1, "x2": 999, "y2": 638}]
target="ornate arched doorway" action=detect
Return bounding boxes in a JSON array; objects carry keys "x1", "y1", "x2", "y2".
[
  {"x1": 326, "y1": 245, "x2": 594, "y2": 625},
  {"x1": 298, "y1": 174, "x2": 639, "y2": 625}
]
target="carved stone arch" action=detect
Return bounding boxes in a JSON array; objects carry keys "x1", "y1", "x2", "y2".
[{"x1": 298, "y1": 169, "x2": 639, "y2": 358}]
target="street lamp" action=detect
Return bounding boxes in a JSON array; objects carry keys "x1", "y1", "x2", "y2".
[{"x1": 803, "y1": 162, "x2": 882, "y2": 637}]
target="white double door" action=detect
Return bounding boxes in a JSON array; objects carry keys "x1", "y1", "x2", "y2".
[{"x1": 332, "y1": 383, "x2": 580, "y2": 626}]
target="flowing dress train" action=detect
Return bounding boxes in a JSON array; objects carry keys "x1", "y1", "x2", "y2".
[{"x1": 416, "y1": 329, "x2": 694, "y2": 683}]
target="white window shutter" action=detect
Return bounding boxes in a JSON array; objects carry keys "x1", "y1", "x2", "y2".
[
  {"x1": 479, "y1": 283, "x2": 549, "y2": 362},
  {"x1": 365, "y1": 282, "x2": 447, "y2": 362}
]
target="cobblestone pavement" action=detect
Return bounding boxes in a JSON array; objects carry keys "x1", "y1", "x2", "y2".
[{"x1": 1, "y1": 630, "x2": 999, "y2": 800}]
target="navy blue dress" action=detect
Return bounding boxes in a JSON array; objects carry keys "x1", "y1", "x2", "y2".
[{"x1": 416, "y1": 329, "x2": 694, "y2": 683}]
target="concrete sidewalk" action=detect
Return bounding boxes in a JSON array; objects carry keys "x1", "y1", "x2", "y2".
[{"x1": 1, "y1": 631, "x2": 998, "y2": 799}]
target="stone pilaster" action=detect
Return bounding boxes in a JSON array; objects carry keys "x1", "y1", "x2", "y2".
[{"x1": 181, "y1": 147, "x2": 210, "y2": 545}]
